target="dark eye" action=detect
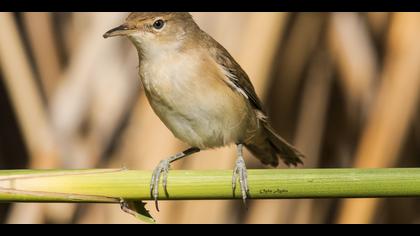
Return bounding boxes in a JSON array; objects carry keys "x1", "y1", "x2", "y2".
[{"x1": 153, "y1": 19, "x2": 165, "y2": 30}]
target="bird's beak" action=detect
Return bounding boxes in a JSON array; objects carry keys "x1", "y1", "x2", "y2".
[{"x1": 103, "y1": 24, "x2": 134, "y2": 38}]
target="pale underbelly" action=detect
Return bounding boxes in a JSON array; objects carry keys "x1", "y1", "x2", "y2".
[
  {"x1": 139, "y1": 51, "x2": 259, "y2": 149},
  {"x1": 146, "y1": 91, "x2": 257, "y2": 149}
]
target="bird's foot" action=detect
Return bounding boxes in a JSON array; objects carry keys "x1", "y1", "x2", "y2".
[
  {"x1": 150, "y1": 159, "x2": 171, "y2": 212},
  {"x1": 232, "y1": 144, "x2": 250, "y2": 207},
  {"x1": 149, "y1": 147, "x2": 200, "y2": 212}
]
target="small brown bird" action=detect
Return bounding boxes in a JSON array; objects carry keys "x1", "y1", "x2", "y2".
[{"x1": 104, "y1": 12, "x2": 304, "y2": 210}]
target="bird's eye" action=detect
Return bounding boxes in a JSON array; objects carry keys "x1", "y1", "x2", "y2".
[{"x1": 152, "y1": 19, "x2": 165, "y2": 30}]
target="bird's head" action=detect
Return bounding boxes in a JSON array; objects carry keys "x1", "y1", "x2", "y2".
[{"x1": 104, "y1": 12, "x2": 199, "y2": 55}]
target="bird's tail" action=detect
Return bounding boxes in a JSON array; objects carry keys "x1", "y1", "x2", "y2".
[{"x1": 245, "y1": 124, "x2": 304, "y2": 167}]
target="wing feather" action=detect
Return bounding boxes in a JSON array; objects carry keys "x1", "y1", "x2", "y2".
[{"x1": 203, "y1": 32, "x2": 265, "y2": 113}]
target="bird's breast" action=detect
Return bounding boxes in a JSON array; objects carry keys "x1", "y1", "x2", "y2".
[{"x1": 139, "y1": 51, "x2": 257, "y2": 149}]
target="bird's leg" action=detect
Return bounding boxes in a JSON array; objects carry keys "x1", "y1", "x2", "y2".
[
  {"x1": 232, "y1": 144, "x2": 250, "y2": 206},
  {"x1": 150, "y1": 147, "x2": 200, "y2": 211}
]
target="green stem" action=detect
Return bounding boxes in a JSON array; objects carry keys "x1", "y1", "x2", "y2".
[{"x1": 0, "y1": 168, "x2": 419, "y2": 203}]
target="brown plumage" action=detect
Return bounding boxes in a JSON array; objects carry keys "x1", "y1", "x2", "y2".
[
  {"x1": 204, "y1": 32, "x2": 304, "y2": 166},
  {"x1": 104, "y1": 12, "x2": 305, "y2": 209}
]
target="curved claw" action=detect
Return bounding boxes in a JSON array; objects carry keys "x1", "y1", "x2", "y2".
[
  {"x1": 150, "y1": 159, "x2": 170, "y2": 212},
  {"x1": 149, "y1": 147, "x2": 200, "y2": 212},
  {"x1": 232, "y1": 144, "x2": 250, "y2": 207},
  {"x1": 233, "y1": 159, "x2": 250, "y2": 204}
]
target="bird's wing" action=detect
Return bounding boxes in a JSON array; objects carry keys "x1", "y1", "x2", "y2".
[
  {"x1": 205, "y1": 33, "x2": 305, "y2": 166},
  {"x1": 206, "y1": 36, "x2": 265, "y2": 113}
]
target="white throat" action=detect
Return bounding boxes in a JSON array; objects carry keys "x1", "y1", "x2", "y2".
[{"x1": 129, "y1": 34, "x2": 183, "y2": 61}]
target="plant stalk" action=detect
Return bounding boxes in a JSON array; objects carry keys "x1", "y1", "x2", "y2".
[{"x1": 0, "y1": 168, "x2": 419, "y2": 203}]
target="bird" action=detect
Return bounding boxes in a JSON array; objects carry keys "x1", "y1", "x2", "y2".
[{"x1": 104, "y1": 12, "x2": 304, "y2": 211}]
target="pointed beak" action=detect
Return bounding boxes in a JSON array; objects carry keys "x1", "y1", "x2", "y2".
[{"x1": 103, "y1": 24, "x2": 134, "y2": 38}]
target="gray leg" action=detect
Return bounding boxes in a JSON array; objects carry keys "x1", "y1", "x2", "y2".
[
  {"x1": 150, "y1": 147, "x2": 200, "y2": 211},
  {"x1": 232, "y1": 144, "x2": 250, "y2": 206}
]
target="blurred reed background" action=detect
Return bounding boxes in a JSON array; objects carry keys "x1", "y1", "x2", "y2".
[{"x1": 0, "y1": 12, "x2": 419, "y2": 224}]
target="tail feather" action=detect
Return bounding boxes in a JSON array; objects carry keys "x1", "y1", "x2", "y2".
[
  {"x1": 264, "y1": 124, "x2": 304, "y2": 166},
  {"x1": 245, "y1": 124, "x2": 304, "y2": 167},
  {"x1": 245, "y1": 137, "x2": 279, "y2": 167}
]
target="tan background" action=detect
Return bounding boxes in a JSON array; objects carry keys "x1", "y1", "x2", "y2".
[{"x1": 0, "y1": 12, "x2": 419, "y2": 224}]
